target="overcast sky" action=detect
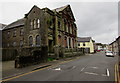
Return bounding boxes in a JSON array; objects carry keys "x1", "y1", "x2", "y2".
[{"x1": 0, "y1": 0, "x2": 119, "y2": 44}]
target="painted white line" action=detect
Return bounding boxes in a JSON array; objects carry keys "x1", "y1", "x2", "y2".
[
  {"x1": 55, "y1": 68, "x2": 61, "y2": 70},
  {"x1": 101, "y1": 74, "x2": 107, "y2": 77},
  {"x1": 81, "y1": 68, "x2": 85, "y2": 71},
  {"x1": 72, "y1": 66, "x2": 76, "y2": 69},
  {"x1": 91, "y1": 67, "x2": 98, "y2": 69},
  {"x1": 84, "y1": 72, "x2": 99, "y2": 75},
  {"x1": 107, "y1": 69, "x2": 110, "y2": 76}
]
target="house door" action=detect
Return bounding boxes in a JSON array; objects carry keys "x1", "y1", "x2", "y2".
[{"x1": 85, "y1": 48, "x2": 90, "y2": 53}]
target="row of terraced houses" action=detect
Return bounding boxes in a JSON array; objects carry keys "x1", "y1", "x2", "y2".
[{"x1": 107, "y1": 36, "x2": 120, "y2": 73}]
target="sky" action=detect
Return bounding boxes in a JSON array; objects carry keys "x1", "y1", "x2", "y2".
[{"x1": 0, "y1": 0, "x2": 119, "y2": 44}]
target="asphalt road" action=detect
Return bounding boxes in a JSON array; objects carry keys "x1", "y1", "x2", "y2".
[{"x1": 3, "y1": 51, "x2": 118, "y2": 82}]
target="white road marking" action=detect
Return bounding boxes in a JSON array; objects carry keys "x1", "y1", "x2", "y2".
[
  {"x1": 91, "y1": 67, "x2": 98, "y2": 69},
  {"x1": 55, "y1": 68, "x2": 61, "y2": 70},
  {"x1": 84, "y1": 72, "x2": 99, "y2": 75},
  {"x1": 107, "y1": 69, "x2": 110, "y2": 76},
  {"x1": 81, "y1": 68, "x2": 85, "y2": 71},
  {"x1": 101, "y1": 74, "x2": 107, "y2": 77},
  {"x1": 72, "y1": 66, "x2": 76, "y2": 69}
]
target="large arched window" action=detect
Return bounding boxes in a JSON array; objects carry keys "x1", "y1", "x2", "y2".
[
  {"x1": 29, "y1": 36, "x2": 33, "y2": 46},
  {"x1": 36, "y1": 35, "x2": 40, "y2": 46}
]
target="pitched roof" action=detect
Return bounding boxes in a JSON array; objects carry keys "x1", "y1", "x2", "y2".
[
  {"x1": 53, "y1": 5, "x2": 69, "y2": 12},
  {"x1": 4, "y1": 18, "x2": 25, "y2": 30},
  {"x1": 77, "y1": 37, "x2": 92, "y2": 42}
]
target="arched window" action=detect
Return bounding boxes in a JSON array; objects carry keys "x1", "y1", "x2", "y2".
[
  {"x1": 58, "y1": 35, "x2": 61, "y2": 46},
  {"x1": 64, "y1": 37, "x2": 67, "y2": 48},
  {"x1": 34, "y1": 19, "x2": 36, "y2": 29},
  {"x1": 30, "y1": 20, "x2": 33, "y2": 30},
  {"x1": 36, "y1": 35, "x2": 40, "y2": 46},
  {"x1": 37, "y1": 19, "x2": 40, "y2": 28},
  {"x1": 20, "y1": 40, "x2": 23, "y2": 47},
  {"x1": 29, "y1": 36, "x2": 33, "y2": 46}
]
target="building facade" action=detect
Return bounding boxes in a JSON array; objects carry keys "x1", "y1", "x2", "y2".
[
  {"x1": 109, "y1": 40, "x2": 119, "y2": 55},
  {"x1": 2, "y1": 5, "x2": 77, "y2": 61},
  {"x1": 77, "y1": 37, "x2": 94, "y2": 53}
]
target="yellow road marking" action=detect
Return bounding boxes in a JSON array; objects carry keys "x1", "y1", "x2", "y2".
[
  {"x1": 115, "y1": 63, "x2": 120, "y2": 83},
  {"x1": 115, "y1": 64, "x2": 117, "y2": 83},
  {"x1": 2, "y1": 66, "x2": 52, "y2": 81},
  {"x1": 1, "y1": 56, "x2": 80, "y2": 82},
  {"x1": 116, "y1": 64, "x2": 120, "y2": 83}
]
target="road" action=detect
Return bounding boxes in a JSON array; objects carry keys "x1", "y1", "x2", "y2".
[{"x1": 2, "y1": 51, "x2": 118, "y2": 82}]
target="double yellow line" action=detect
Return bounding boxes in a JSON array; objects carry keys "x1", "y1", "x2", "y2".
[
  {"x1": 115, "y1": 64, "x2": 120, "y2": 83},
  {"x1": 1, "y1": 56, "x2": 80, "y2": 82}
]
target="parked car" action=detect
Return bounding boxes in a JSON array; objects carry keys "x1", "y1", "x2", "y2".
[
  {"x1": 97, "y1": 50, "x2": 101, "y2": 52},
  {"x1": 105, "y1": 51, "x2": 114, "y2": 57}
]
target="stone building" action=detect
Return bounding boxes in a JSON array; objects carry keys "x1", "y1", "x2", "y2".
[{"x1": 2, "y1": 5, "x2": 77, "y2": 61}]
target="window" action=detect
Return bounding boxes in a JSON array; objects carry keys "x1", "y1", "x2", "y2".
[
  {"x1": 68, "y1": 24, "x2": 70, "y2": 33},
  {"x1": 29, "y1": 36, "x2": 33, "y2": 46},
  {"x1": 37, "y1": 19, "x2": 40, "y2": 28},
  {"x1": 30, "y1": 20, "x2": 33, "y2": 30},
  {"x1": 36, "y1": 35, "x2": 40, "y2": 46},
  {"x1": 20, "y1": 40, "x2": 23, "y2": 47},
  {"x1": 13, "y1": 42, "x2": 16, "y2": 47},
  {"x1": 64, "y1": 37, "x2": 67, "y2": 48},
  {"x1": 20, "y1": 28, "x2": 24, "y2": 36},
  {"x1": 66, "y1": 24, "x2": 68, "y2": 32},
  {"x1": 58, "y1": 35, "x2": 61, "y2": 46},
  {"x1": 13, "y1": 29, "x2": 16, "y2": 37},
  {"x1": 58, "y1": 21, "x2": 60, "y2": 29},
  {"x1": 69, "y1": 38, "x2": 71, "y2": 48},
  {"x1": 7, "y1": 43, "x2": 10, "y2": 47},
  {"x1": 7, "y1": 31, "x2": 10, "y2": 38},
  {"x1": 83, "y1": 43, "x2": 85, "y2": 46},
  {"x1": 34, "y1": 19, "x2": 36, "y2": 29}
]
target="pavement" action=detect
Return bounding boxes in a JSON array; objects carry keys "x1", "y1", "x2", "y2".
[{"x1": 1, "y1": 51, "x2": 120, "y2": 82}]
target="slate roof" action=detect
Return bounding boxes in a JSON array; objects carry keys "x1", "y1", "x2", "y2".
[
  {"x1": 77, "y1": 37, "x2": 92, "y2": 42},
  {"x1": 4, "y1": 18, "x2": 25, "y2": 30}
]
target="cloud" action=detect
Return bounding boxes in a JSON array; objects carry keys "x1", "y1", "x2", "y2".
[
  {"x1": 0, "y1": 2, "x2": 118, "y2": 44},
  {"x1": 75, "y1": 2, "x2": 118, "y2": 44}
]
